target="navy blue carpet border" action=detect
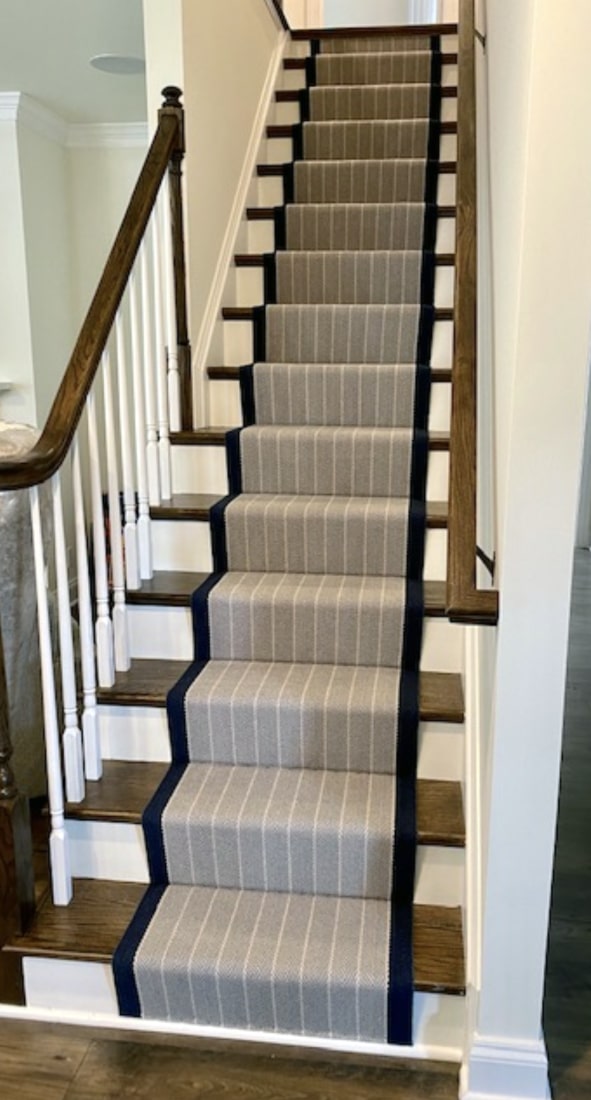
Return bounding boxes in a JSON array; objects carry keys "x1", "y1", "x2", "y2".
[{"x1": 112, "y1": 884, "x2": 166, "y2": 1018}]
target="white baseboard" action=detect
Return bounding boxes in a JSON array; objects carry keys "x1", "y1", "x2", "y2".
[
  {"x1": 191, "y1": 29, "x2": 288, "y2": 424},
  {"x1": 460, "y1": 1034, "x2": 550, "y2": 1100}
]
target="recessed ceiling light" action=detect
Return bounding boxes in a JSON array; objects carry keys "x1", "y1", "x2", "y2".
[{"x1": 90, "y1": 54, "x2": 145, "y2": 76}]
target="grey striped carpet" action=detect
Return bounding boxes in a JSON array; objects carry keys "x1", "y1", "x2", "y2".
[{"x1": 114, "y1": 29, "x2": 442, "y2": 1046}]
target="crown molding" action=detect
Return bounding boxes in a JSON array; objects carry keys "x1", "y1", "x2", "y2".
[
  {"x1": 0, "y1": 92, "x2": 67, "y2": 144},
  {"x1": 67, "y1": 122, "x2": 149, "y2": 149},
  {"x1": 0, "y1": 95, "x2": 147, "y2": 149}
]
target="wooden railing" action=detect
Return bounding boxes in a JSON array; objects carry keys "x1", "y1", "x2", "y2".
[
  {"x1": 447, "y1": 0, "x2": 499, "y2": 625},
  {"x1": 0, "y1": 88, "x2": 192, "y2": 926}
]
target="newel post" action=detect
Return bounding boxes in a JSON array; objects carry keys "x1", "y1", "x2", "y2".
[
  {"x1": 160, "y1": 86, "x2": 193, "y2": 431},
  {"x1": 0, "y1": 617, "x2": 35, "y2": 958}
]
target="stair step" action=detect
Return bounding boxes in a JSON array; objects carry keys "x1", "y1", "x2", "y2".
[
  {"x1": 235, "y1": 250, "x2": 456, "y2": 265},
  {"x1": 222, "y1": 305, "x2": 454, "y2": 322},
  {"x1": 290, "y1": 23, "x2": 458, "y2": 40},
  {"x1": 246, "y1": 204, "x2": 456, "y2": 219},
  {"x1": 151, "y1": 493, "x2": 220, "y2": 521},
  {"x1": 3, "y1": 878, "x2": 465, "y2": 995},
  {"x1": 98, "y1": 660, "x2": 463, "y2": 722},
  {"x1": 276, "y1": 86, "x2": 458, "y2": 103},
  {"x1": 64, "y1": 760, "x2": 464, "y2": 848},
  {"x1": 267, "y1": 121, "x2": 457, "y2": 140},
  {"x1": 282, "y1": 54, "x2": 458, "y2": 71},
  {"x1": 170, "y1": 427, "x2": 450, "y2": 450},
  {"x1": 208, "y1": 362, "x2": 452, "y2": 381},
  {"x1": 258, "y1": 160, "x2": 457, "y2": 176},
  {"x1": 126, "y1": 571, "x2": 208, "y2": 607}
]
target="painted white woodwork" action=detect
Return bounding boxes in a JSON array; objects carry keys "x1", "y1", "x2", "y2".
[
  {"x1": 11, "y1": 975, "x2": 464, "y2": 1063},
  {"x1": 52, "y1": 472, "x2": 85, "y2": 804},
  {"x1": 30, "y1": 485, "x2": 72, "y2": 905},
  {"x1": 72, "y1": 440, "x2": 102, "y2": 781},
  {"x1": 129, "y1": 267, "x2": 154, "y2": 580},
  {"x1": 115, "y1": 312, "x2": 140, "y2": 591},
  {"x1": 140, "y1": 243, "x2": 162, "y2": 507},
  {"x1": 171, "y1": 443, "x2": 229, "y2": 495},
  {"x1": 87, "y1": 392, "x2": 115, "y2": 689},
  {"x1": 98, "y1": 704, "x2": 171, "y2": 763},
  {"x1": 151, "y1": 213, "x2": 172, "y2": 500},
  {"x1": 160, "y1": 180, "x2": 182, "y2": 432},
  {"x1": 150, "y1": 518, "x2": 213, "y2": 573},
  {"x1": 102, "y1": 349, "x2": 130, "y2": 672}
]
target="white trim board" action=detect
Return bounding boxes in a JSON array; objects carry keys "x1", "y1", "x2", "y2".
[
  {"x1": 460, "y1": 1034, "x2": 550, "y2": 1100},
  {"x1": 2, "y1": 981, "x2": 464, "y2": 1063}
]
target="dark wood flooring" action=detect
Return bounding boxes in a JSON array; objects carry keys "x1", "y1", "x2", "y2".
[{"x1": 1, "y1": 551, "x2": 590, "y2": 1097}]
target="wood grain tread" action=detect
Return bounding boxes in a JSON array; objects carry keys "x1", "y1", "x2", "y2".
[
  {"x1": 235, "y1": 251, "x2": 456, "y2": 266},
  {"x1": 283, "y1": 53, "x2": 458, "y2": 70},
  {"x1": 171, "y1": 427, "x2": 450, "y2": 450},
  {"x1": 97, "y1": 659, "x2": 463, "y2": 721},
  {"x1": 207, "y1": 362, "x2": 452, "y2": 380},
  {"x1": 63, "y1": 761, "x2": 464, "y2": 849},
  {"x1": 247, "y1": 204, "x2": 456, "y2": 220},
  {"x1": 151, "y1": 493, "x2": 221, "y2": 521},
  {"x1": 267, "y1": 121, "x2": 457, "y2": 139},
  {"x1": 276, "y1": 86, "x2": 458, "y2": 102},
  {"x1": 126, "y1": 571, "x2": 209, "y2": 607},
  {"x1": 4, "y1": 880, "x2": 465, "y2": 994},
  {"x1": 290, "y1": 23, "x2": 458, "y2": 39},
  {"x1": 222, "y1": 305, "x2": 453, "y2": 323}
]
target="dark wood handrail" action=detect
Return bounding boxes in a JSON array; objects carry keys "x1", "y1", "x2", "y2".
[
  {"x1": 446, "y1": 0, "x2": 499, "y2": 625},
  {"x1": 0, "y1": 90, "x2": 186, "y2": 492}
]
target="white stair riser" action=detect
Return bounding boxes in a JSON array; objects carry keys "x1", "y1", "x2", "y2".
[
  {"x1": 97, "y1": 704, "x2": 463, "y2": 781},
  {"x1": 151, "y1": 519, "x2": 213, "y2": 573},
  {"x1": 99, "y1": 705, "x2": 172, "y2": 763},
  {"x1": 21, "y1": 957, "x2": 465, "y2": 1057},
  {"x1": 232, "y1": 255, "x2": 456, "y2": 307},
  {"x1": 65, "y1": 817, "x2": 464, "y2": 906},
  {"x1": 127, "y1": 602, "x2": 464, "y2": 669}
]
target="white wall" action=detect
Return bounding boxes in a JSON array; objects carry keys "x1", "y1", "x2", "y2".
[
  {"x1": 317, "y1": 0, "x2": 456, "y2": 26},
  {"x1": 464, "y1": 1, "x2": 591, "y2": 1094},
  {"x1": 0, "y1": 111, "x2": 37, "y2": 425},
  {"x1": 18, "y1": 124, "x2": 75, "y2": 423},
  {"x1": 67, "y1": 142, "x2": 147, "y2": 329},
  {"x1": 181, "y1": 0, "x2": 280, "y2": 348},
  {"x1": 142, "y1": 0, "x2": 184, "y2": 127}
]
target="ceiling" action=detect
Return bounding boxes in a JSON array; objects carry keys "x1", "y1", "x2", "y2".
[{"x1": 0, "y1": 0, "x2": 146, "y2": 124}]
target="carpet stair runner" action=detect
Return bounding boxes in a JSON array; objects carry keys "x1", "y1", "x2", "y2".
[{"x1": 114, "y1": 30, "x2": 449, "y2": 1046}]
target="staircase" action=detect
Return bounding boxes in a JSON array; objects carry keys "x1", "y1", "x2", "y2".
[{"x1": 3, "y1": 23, "x2": 467, "y2": 1061}]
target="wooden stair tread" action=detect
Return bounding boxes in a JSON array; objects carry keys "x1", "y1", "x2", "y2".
[
  {"x1": 258, "y1": 160, "x2": 457, "y2": 176},
  {"x1": 126, "y1": 571, "x2": 208, "y2": 607},
  {"x1": 290, "y1": 23, "x2": 458, "y2": 39},
  {"x1": 276, "y1": 86, "x2": 458, "y2": 102},
  {"x1": 283, "y1": 53, "x2": 458, "y2": 70},
  {"x1": 207, "y1": 362, "x2": 452, "y2": 380},
  {"x1": 267, "y1": 121, "x2": 457, "y2": 139},
  {"x1": 151, "y1": 493, "x2": 221, "y2": 520},
  {"x1": 247, "y1": 204, "x2": 456, "y2": 219},
  {"x1": 222, "y1": 305, "x2": 453, "y2": 322},
  {"x1": 235, "y1": 251, "x2": 456, "y2": 265},
  {"x1": 64, "y1": 761, "x2": 464, "y2": 849},
  {"x1": 3, "y1": 880, "x2": 465, "y2": 994},
  {"x1": 171, "y1": 428, "x2": 450, "y2": 450},
  {"x1": 97, "y1": 660, "x2": 463, "y2": 721}
]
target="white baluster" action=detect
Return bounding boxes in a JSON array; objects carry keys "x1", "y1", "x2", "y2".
[
  {"x1": 115, "y1": 312, "x2": 140, "y2": 590},
  {"x1": 52, "y1": 472, "x2": 85, "y2": 804},
  {"x1": 87, "y1": 390, "x2": 115, "y2": 688},
  {"x1": 130, "y1": 267, "x2": 153, "y2": 579},
  {"x1": 160, "y1": 180, "x2": 181, "y2": 432},
  {"x1": 30, "y1": 485, "x2": 72, "y2": 905},
  {"x1": 152, "y1": 212, "x2": 172, "y2": 500},
  {"x1": 103, "y1": 349, "x2": 130, "y2": 671},
  {"x1": 140, "y1": 243, "x2": 161, "y2": 507},
  {"x1": 72, "y1": 439, "x2": 102, "y2": 780}
]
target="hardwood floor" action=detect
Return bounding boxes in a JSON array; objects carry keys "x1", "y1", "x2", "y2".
[{"x1": 1, "y1": 552, "x2": 590, "y2": 1097}]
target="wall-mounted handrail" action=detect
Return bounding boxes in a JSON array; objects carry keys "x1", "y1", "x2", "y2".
[
  {"x1": 0, "y1": 88, "x2": 190, "y2": 493},
  {"x1": 447, "y1": 0, "x2": 499, "y2": 626},
  {"x1": 269, "y1": 0, "x2": 290, "y2": 31}
]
